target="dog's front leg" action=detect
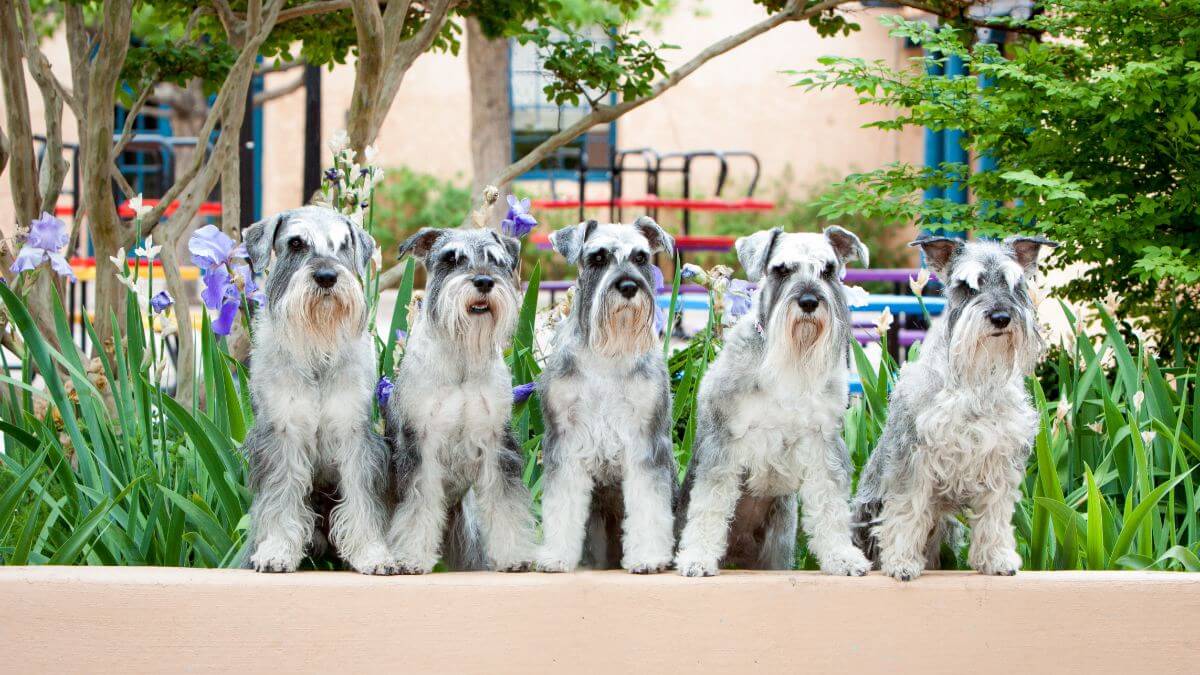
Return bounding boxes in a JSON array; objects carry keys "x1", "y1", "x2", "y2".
[
  {"x1": 798, "y1": 443, "x2": 870, "y2": 577},
  {"x1": 388, "y1": 455, "x2": 447, "y2": 574},
  {"x1": 967, "y1": 484, "x2": 1022, "y2": 576},
  {"x1": 620, "y1": 452, "x2": 676, "y2": 574},
  {"x1": 675, "y1": 461, "x2": 740, "y2": 578},
  {"x1": 536, "y1": 452, "x2": 594, "y2": 573},
  {"x1": 475, "y1": 431, "x2": 536, "y2": 572},
  {"x1": 876, "y1": 476, "x2": 936, "y2": 581},
  {"x1": 329, "y1": 431, "x2": 398, "y2": 575},
  {"x1": 246, "y1": 426, "x2": 316, "y2": 573}
]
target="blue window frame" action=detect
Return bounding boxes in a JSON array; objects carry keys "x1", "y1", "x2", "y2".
[{"x1": 509, "y1": 27, "x2": 616, "y2": 182}]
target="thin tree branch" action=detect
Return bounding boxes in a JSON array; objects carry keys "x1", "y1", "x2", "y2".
[
  {"x1": 256, "y1": 58, "x2": 307, "y2": 75},
  {"x1": 111, "y1": 81, "x2": 154, "y2": 161},
  {"x1": 209, "y1": 0, "x2": 242, "y2": 38},
  {"x1": 253, "y1": 72, "x2": 306, "y2": 105},
  {"x1": 15, "y1": 0, "x2": 81, "y2": 117},
  {"x1": 277, "y1": 0, "x2": 352, "y2": 23}
]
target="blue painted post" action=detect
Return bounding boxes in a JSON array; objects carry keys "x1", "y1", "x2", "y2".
[
  {"x1": 923, "y1": 50, "x2": 944, "y2": 209},
  {"x1": 941, "y1": 53, "x2": 968, "y2": 238}
]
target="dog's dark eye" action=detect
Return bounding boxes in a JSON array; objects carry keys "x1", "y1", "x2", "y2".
[
  {"x1": 587, "y1": 250, "x2": 608, "y2": 268},
  {"x1": 630, "y1": 251, "x2": 648, "y2": 266},
  {"x1": 439, "y1": 250, "x2": 458, "y2": 266},
  {"x1": 960, "y1": 282, "x2": 979, "y2": 297},
  {"x1": 823, "y1": 262, "x2": 836, "y2": 277},
  {"x1": 771, "y1": 263, "x2": 790, "y2": 277},
  {"x1": 287, "y1": 237, "x2": 306, "y2": 252}
]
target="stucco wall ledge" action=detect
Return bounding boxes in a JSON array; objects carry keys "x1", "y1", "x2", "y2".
[{"x1": 2, "y1": 567, "x2": 1198, "y2": 674}]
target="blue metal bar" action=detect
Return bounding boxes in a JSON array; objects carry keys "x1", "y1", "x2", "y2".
[{"x1": 942, "y1": 53, "x2": 968, "y2": 214}]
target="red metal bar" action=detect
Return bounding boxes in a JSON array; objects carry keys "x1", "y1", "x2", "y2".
[
  {"x1": 529, "y1": 232, "x2": 736, "y2": 252},
  {"x1": 116, "y1": 198, "x2": 223, "y2": 218}
]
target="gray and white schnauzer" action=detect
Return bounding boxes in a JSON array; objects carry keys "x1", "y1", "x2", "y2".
[
  {"x1": 853, "y1": 235, "x2": 1057, "y2": 581},
  {"x1": 241, "y1": 205, "x2": 396, "y2": 574},
  {"x1": 675, "y1": 226, "x2": 872, "y2": 577},
  {"x1": 385, "y1": 227, "x2": 536, "y2": 573},
  {"x1": 537, "y1": 217, "x2": 678, "y2": 573}
]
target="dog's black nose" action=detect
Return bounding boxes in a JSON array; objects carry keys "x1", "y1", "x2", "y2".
[
  {"x1": 797, "y1": 293, "x2": 820, "y2": 314},
  {"x1": 616, "y1": 278, "x2": 639, "y2": 299},
  {"x1": 988, "y1": 310, "x2": 1012, "y2": 329},
  {"x1": 313, "y1": 268, "x2": 338, "y2": 289},
  {"x1": 472, "y1": 275, "x2": 495, "y2": 293}
]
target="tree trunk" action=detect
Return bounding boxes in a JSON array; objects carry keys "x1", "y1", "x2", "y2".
[
  {"x1": 467, "y1": 17, "x2": 512, "y2": 226},
  {"x1": 78, "y1": 0, "x2": 134, "y2": 351}
]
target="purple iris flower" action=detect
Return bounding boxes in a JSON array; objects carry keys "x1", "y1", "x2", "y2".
[
  {"x1": 512, "y1": 381, "x2": 537, "y2": 404},
  {"x1": 10, "y1": 212, "x2": 75, "y2": 280},
  {"x1": 324, "y1": 168, "x2": 341, "y2": 184},
  {"x1": 651, "y1": 266, "x2": 667, "y2": 334},
  {"x1": 376, "y1": 376, "x2": 395, "y2": 407},
  {"x1": 501, "y1": 195, "x2": 537, "y2": 238},
  {"x1": 189, "y1": 225, "x2": 253, "y2": 336},
  {"x1": 726, "y1": 279, "x2": 755, "y2": 319},
  {"x1": 150, "y1": 290, "x2": 174, "y2": 314}
]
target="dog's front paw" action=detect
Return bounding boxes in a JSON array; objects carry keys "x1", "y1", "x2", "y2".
[
  {"x1": 675, "y1": 552, "x2": 718, "y2": 578},
  {"x1": 882, "y1": 558, "x2": 923, "y2": 582},
  {"x1": 821, "y1": 547, "x2": 871, "y2": 577},
  {"x1": 347, "y1": 544, "x2": 401, "y2": 576},
  {"x1": 534, "y1": 557, "x2": 574, "y2": 573},
  {"x1": 494, "y1": 560, "x2": 533, "y2": 573},
  {"x1": 624, "y1": 558, "x2": 672, "y2": 575},
  {"x1": 393, "y1": 556, "x2": 434, "y2": 575},
  {"x1": 251, "y1": 543, "x2": 302, "y2": 573},
  {"x1": 974, "y1": 549, "x2": 1021, "y2": 577}
]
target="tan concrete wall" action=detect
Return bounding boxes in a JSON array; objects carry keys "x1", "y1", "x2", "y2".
[{"x1": 3, "y1": 567, "x2": 1198, "y2": 674}]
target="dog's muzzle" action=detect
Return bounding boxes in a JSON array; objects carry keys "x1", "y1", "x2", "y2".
[
  {"x1": 797, "y1": 293, "x2": 820, "y2": 314},
  {"x1": 469, "y1": 274, "x2": 494, "y2": 314}
]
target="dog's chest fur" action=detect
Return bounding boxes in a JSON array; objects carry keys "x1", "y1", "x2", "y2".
[
  {"x1": 546, "y1": 352, "x2": 660, "y2": 484},
  {"x1": 722, "y1": 368, "x2": 846, "y2": 497},
  {"x1": 912, "y1": 376, "x2": 1037, "y2": 502},
  {"x1": 398, "y1": 347, "x2": 511, "y2": 488}
]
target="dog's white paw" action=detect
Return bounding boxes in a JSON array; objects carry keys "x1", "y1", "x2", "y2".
[
  {"x1": 534, "y1": 557, "x2": 574, "y2": 573},
  {"x1": 494, "y1": 560, "x2": 533, "y2": 573},
  {"x1": 624, "y1": 558, "x2": 672, "y2": 575},
  {"x1": 347, "y1": 544, "x2": 400, "y2": 576},
  {"x1": 882, "y1": 558, "x2": 923, "y2": 582},
  {"x1": 251, "y1": 542, "x2": 302, "y2": 573},
  {"x1": 393, "y1": 556, "x2": 434, "y2": 575},
  {"x1": 974, "y1": 549, "x2": 1021, "y2": 577},
  {"x1": 821, "y1": 547, "x2": 871, "y2": 577},
  {"x1": 675, "y1": 553, "x2": 718, "y2": 578}
]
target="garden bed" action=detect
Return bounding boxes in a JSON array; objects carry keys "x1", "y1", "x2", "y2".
[{"x1": 2, "y1": 567, "x2": 1197, "y2": 673}]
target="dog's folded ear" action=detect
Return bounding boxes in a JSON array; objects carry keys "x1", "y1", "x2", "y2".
[
  {"x1": 549, "y1": 220, "x2": 598, "y2": 265},
  {"x1": 735, "y1": 227, "x2": 782, "y2": 283},
  {"x1": 347, "y1": 217, "x2": 377, "y2": 277},
  {"x1": 244, "y1": 211, "x2": 288, "y2": 273},
  {"x1": 398, "y1": 228, "x2": 445, "y2": 262},
  {"x1": 824, "y1": 225, "x2": 869, "y2": 269},
  {"x1": 632, "y1": 216, "x2": 674, "y2": 256},
  {"x1": 1004, "y1": 235, "x2": 1059, "y2": 276},
  {"x1": 492, "y1": 230, "x2": 522, "y2": 274},
  {"x1": 908, "y1": 235, "x2": 964, "y2": 278}
]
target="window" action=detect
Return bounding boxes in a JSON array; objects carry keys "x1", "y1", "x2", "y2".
[{"x1": 509, "y1": 26, "x2": 615, "y2": 181}]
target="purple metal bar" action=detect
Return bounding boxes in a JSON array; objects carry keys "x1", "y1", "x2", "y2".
[{"x1": 842, "y1": 268, "x2": 937, "y2": 284}]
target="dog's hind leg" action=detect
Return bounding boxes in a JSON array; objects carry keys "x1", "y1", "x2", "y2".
[
  {"x1": 757, "y1": 494, "x2": 798, "y2": 570},
  {"x1": 329, "y1": 431, "x2": 397, "y2": 575},
  {"x1": 797, "y1": 438, "x2": 870, "y2": 577},
  {"x1": 443, "y1": 494, "x2": 488, "y2": 571},
  {"x1": 245, "y1": 424, "x2": 317, "y2": 573},
  {"x1": 474, "y1": 430, "x2": 536, "y2": 572}
]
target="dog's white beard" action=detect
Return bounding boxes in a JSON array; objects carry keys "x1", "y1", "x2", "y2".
[
  {"x1": 589, "y1": 291, "x2": 656, "y2": 358},
  {"x1": 948, "y1": 310, "x2": 1040, "y2": 389},
  {"x1": 761, "y1": 300, "x2": 840, "y2": 382},
  {"x1": 277, "y1": 275, "x2": 366, "y2": 363},
  {"x1": 433, "y1": 276, "x2": 517, "y2": 365}
]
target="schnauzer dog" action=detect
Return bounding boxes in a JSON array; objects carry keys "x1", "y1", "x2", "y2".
[
  {"x1": 853, "y1": 235, "x2": 1057, "y2": 581},
  {"x1": 536, "y1": 217, "x2": 678, "y2": 573},
  {"x1": 241, "y1": 206, "x2": 396, "y2": 574},
  {"x1": 385, "y1": 227, "x2": 536, "y2": 573},
  {"x1": 674, "y1": 226, "x2": 872, "y2": 577}
]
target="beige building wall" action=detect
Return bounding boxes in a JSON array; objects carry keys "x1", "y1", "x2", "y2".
[{"x1": 3, "y1": 6, "x2": 922, "y2": 239}]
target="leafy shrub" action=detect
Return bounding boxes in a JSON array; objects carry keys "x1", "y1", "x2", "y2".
[{"x1": 793, "y1": 2, "x2": 1200, "y2": 353}]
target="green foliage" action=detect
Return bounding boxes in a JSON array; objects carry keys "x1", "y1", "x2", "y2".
[
  {"x1": 791, "y1": 3, "x2": 1200, "y2": 350},
  {"x1": 518, "y1": 26, "x2": 675, "y2": 106}
]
